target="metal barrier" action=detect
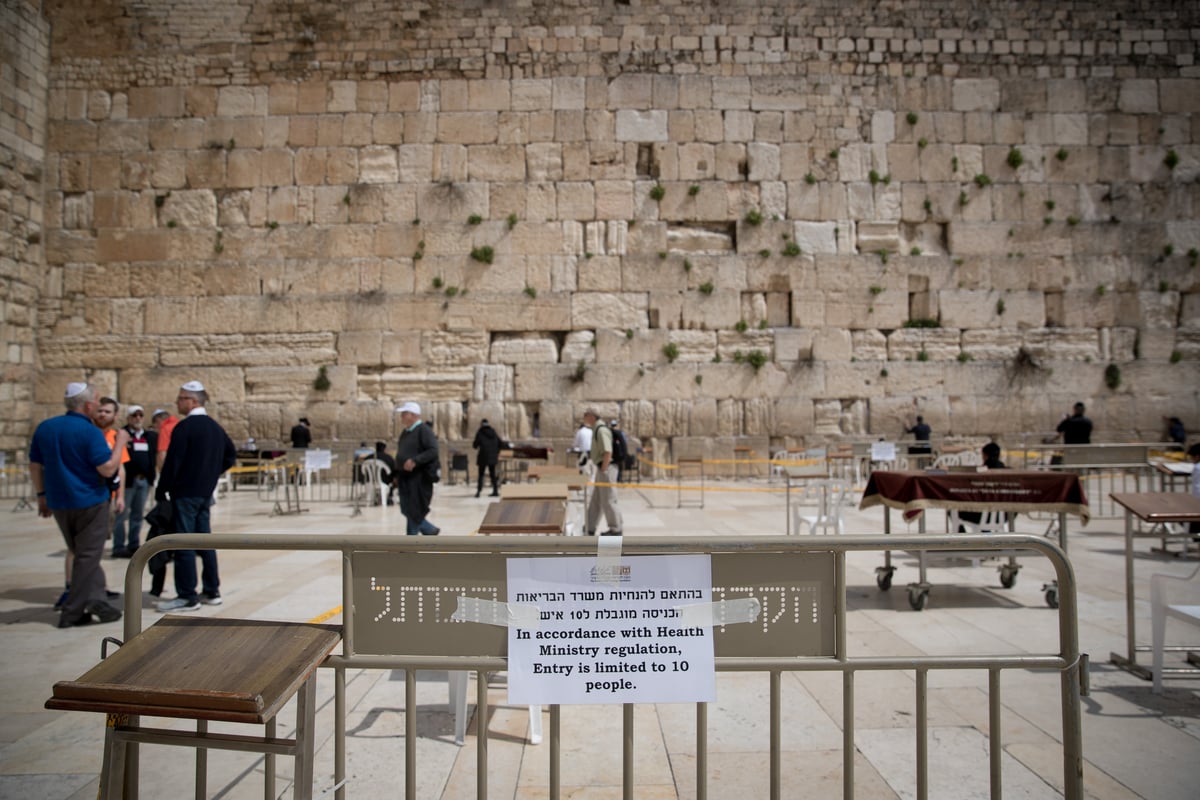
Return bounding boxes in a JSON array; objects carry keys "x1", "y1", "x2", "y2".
[
  {"x1": 252, "y1": 446, "x2": 385, "y2": 516},
  {"x1": 0, "y1": 450, "x2": 34, "y2": 511},
  {"x1": 122, "y1": 533, "x2": 1084, "y2": 800}
]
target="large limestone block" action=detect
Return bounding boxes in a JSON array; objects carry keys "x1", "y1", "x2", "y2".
[
  {"x1": 442, "y1": 291, "x2": 571, "y2": 332},
  {"x1": 654, "y1": 399, "x2": 691, "y2": 438},
  {"x1": 812, "y1": 328, "x2": 852, "y2": 362},
  {"x1": 417, "y1": 182, "x2": 488, "y2": 222},
  {"x1": 775, "y1": 328, "x2": 816, "y2": 363},
  {"x1": 716, "y1": 330, "x2": 773, "y2": 363},
  {"x1": 160, "y1": 333, "x2": 336, "y2": 367},
  {"x1": 1022, "y1": 328, "x2": 1101, "y2": 362},
  {"x1": 438, "y1": 113, "x2": 499, "y2": 144},
  {"x1": 376, "y1": 370, "x2": 475, "y2": 404},
  {"x1": 561, "y1": 330, "x2": 596, "y2": 365},
  {"x1": 39, "y1": 336, "x2": 159, "y2": 369},
  {"x1": 615, "y1": 110, "x2": 667, "y2": 142},
  {"x1": 423, "y1": 331, "x2": 490, "y2": 368},
  {"x1": 358, "y1": 146, "x2": 398, "y2": 183},
  {"x1": 571, "y1": 292, "x2": 647, "y2": 330},
  {"x1": 381, "y1": 331, "x2": 423, "y2": 367},
  {"x1": 773, "y1": 395, "x2": 816, "y2": 438},
  {"x1": 595, "y1": 328, "x2": 670, "y2": 365},
  {"x1": 490, "y1": 336, "x2": 559, "y2": 365},
  {"x1": 468, "y1": 145, "x2": 526, "y2": 181},
  {"x1": 117, "y1": 368, "x2": 247, "y2": 406},
  {"x1": 822, "y1": 291, "x2": 906, "y2": 330},
  {"x1": 939, "y1": 290, "x2": 1044, "y2": 329},
  {"x1": 159, "y1": 190, "x2": 218, "y2": 228},
  {"x1": 665, "y1": 330, "x2": 717, "y2": 362},
  {"x1": 793, "y1": 221, "x2": 838, "y2": 254},
  {"x1": 960, "y1": 329, "x2": 1023, "y2": 361},
  {"x1": 886, "y1": 328, "x2": 962, "y2": 362},
  {"x1": 681, "y1": 290, "x2": 739, "y2": 331},
  {"x1": 470, "y1": 367, "x2": 513, "y2": 402},
  {"x1": 1160, "y1": 79, "x2": 1200, "y2": 114},
  {"x1": 1137, "y1": 291, "x2": 1180, "y2": 330}
]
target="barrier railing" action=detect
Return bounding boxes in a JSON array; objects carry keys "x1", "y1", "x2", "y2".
[
  {"x1": 0, "y1": 450, "x2": 34, "y2": 511},
  {"x1": 120, "y1": 533, "x2": 1085, "y2": 800}
]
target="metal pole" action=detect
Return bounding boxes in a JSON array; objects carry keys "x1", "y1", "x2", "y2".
[
  {"x1": 477, "y1": 670, "x2": 489, "y2": 800},
  {"x1": 623, "y1": 703, "x2": 634, "y2": 800},
  {"x1": 771, "y1": 671, "x2": 781, "y2": 800},
  {"x1": 405, "y1": 671, "x2": 416, "y2": 800},
  {"x1": 915, "y1": 669, "x2": 927, "y2": 800},
  {"x1": 550, "y1": 704, "x2": 560, "y2": 800},
  {"x1": 988, "y1": 669, "x2": 1001, "y2": 799},
  {"x1": 696, "y1": 702, "x2": 707, "y2": 800}
]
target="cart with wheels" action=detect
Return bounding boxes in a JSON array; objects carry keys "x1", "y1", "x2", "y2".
[{"x1": 859, "y1": 470, "x2": 1089, "y2": 610}]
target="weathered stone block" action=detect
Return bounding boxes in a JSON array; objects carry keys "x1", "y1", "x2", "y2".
[
  {"x1": 491, "y1": 336, "x2": 559, "y2": 364},
  {"x1": 572, "y1": 292, "x2": 647, "y2": 330}
]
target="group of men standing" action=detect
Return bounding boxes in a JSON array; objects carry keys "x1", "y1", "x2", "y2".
[{"x1": 29, "y1": 380, "x2": 236, "y2": 627}]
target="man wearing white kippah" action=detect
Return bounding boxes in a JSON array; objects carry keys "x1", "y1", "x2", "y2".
[
  {"x1": 28, "y1": 382, "x2": 130, "y2": 628},
  {"x1": 155, "y1": 380, "x2": 237, "y2": 612}
]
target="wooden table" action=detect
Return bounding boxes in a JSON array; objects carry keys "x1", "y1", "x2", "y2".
[
  {"x1": 501, "y1": 483, "x2": 570, "y2": 500},
  {"x1": 1109, "y1": 492, "x2": 1200, "y2": 680},
  {"x1": 478, "y1": 498, "x2": 567, "y2": 534},
  {"x1": 859, "y1": 470, "x2": 1089, "y2": 609},
  {"x1": 46, "y1": 616, "x2": 341, "y2": 799},
  {"x1": 527, "y1": 465, "x2": 587, "y2": 490},
  {"x1": 1153, "y1": 460, "x2": 1194, "y2": 493}
]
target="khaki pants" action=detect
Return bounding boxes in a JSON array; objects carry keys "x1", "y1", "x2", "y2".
[{"x1": 586, "y1": 463, "x2": 623, "y2": 534}]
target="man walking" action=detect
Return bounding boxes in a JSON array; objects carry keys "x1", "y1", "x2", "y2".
[
  {"x1": 583, "y1": 409, "x2": 623, "y2": 536},
  {"x1": 155, "y1": 380, "x2": 237, "y2": 612},
  {"x1": 112, "y1": 404, "x2": 156, "y2": 558},
  {"x1": 472, "y1": 418, "x2": 502, "y2": 498},
  {"x1": 28, "y1": 382, "x2": 129, "y2": 627},
  {"x1": 394, "y1": 401, "x2": 440, "y2": 535}
]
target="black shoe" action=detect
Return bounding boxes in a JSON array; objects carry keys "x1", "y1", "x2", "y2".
[
  {"x1": 475, "y1": 491, "x2": 481, "y2": 498},
  {"x1": 490, "y1": 491, "x2": 500, "y2": 497},
  {"x1": 86, "y1": 601, "x2": 122, "y2": 623},
  {"x1": 58, "y1": 613, "x2": 93, "y2": 628},
  {"x1": 111, "y1": 548, "x2": 131, "y2": 559},
  {"x1": 422, "y1": 526, "x2": 440, "y2": 536},
  {"x1": 600, "y1": 530, "x2": 623, "y2": 537},
  {"x1": 54, "y1": 588, "x2": 70, "y2": 610},
  {"x1": 106, "y1": 590, "x2": 120, "y2": 600}
]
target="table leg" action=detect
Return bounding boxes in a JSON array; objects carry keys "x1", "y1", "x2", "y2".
[
  {"x1": 1110, "y1": 507, "x2": 1151, "y2": 678},
  {"x1": 294, "y1": 676, "x2": 316, "y2": 800},
  {"x1": 195, "y1": 719, "x2": 207, "y2": 800}
]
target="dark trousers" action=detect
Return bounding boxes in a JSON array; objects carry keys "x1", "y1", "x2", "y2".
[
  {"x1": 52, "y1": 502, "x2": 110, "y2": 620},
  {"x1": 170, "y1": 495, "x2": 220, "y2": 602},
  {"x1": 476, "y1": 462, "x2": 498, "y2": 495}
]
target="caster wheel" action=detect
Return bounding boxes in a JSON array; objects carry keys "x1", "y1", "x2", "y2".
[
  {"x1": 1000, "y1": 568, "x2": 1018, "y2": 589},
  {"x1": 908, "y1": 589, "x2": 929, "y2": 611},
  {"x1": 1045, "y1": 588, "x2": 1059, "y2": 609},
  {"x1": 876, "y1": 570, "x2": 893, "y2": 591}
]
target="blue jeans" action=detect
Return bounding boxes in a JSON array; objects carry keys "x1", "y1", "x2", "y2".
[
  {"x1": 170, "y1": 495, "x2": 220, "y2": 602},
  {"x1": 113, "y1": 476, "x2": 149, "y2": 550},
  {"x1": 405, "y1": 516, "x2": 438, "y2": 535}
]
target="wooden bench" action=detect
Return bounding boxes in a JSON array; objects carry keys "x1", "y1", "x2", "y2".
[
  {"x1": 46, "y1": 616, "x2": 341, "y2": 800},
  {"x1": 477, "y1": 498, "x2": 568, "y2": 534}
]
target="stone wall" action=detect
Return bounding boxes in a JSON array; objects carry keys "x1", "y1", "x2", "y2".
[
  {"x1": 12, "y1": 1, "x2": 1200, "y2": 453},
  {"x1": 0, "y1": 0, "x2": 49, "y2": 450}
]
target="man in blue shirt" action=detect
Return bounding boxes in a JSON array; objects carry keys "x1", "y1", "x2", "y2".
[{"x1": 29, "y1": 382, "x2": 130, "y2": 628}]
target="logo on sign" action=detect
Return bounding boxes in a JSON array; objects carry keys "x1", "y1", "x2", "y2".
[{"x1": 589, "y1": 564, "x2": 631, "y2": 583}]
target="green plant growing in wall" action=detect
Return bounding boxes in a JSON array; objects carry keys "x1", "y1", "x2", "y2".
[
  {"x1": 744, "y1": 209, "x2": 763, "y2": 226},
  {"x1": 1056, "y1": 148, "x2": 1069, "y2": 161},
  {"x1": 688, "y1": 184, "x2": 701, "y2": 196},
  {"x1": 904, "y1": 317, "x2": 941, "y2": 328},
  {"x1": 1066, "y1": 216, "x2": 1080, "y2": 226},
  {"x1": 1163, "y1": 244, "x2": 1174, "y2": 257},
  {"x1": 1159, "y1": 280, "x2": 1170, "y2": 293},
  {"x1": 524, "y1": 286, "x2": 537, "y2": 298},
  {"x1": 470, "y1": 245, "x2": 494, "y2": 264},
  {"x1": 570, "y1": 360, "x2": 588, "y2": 383},
  {"x1": 444, "y1": 286, "x2": 459, "y2": 297},
  {"x1": 910, "y1": 246, "x2": 922, "y2": 255},
  {"x1": 1095, "y1": 284, "x2": 1106, "y2": 297},
  {"x1": 625, "y1": 328, "x2": 634, "y2": 339},
  {"x1": 467, "y1": 214, "x2": 483, "y2": 225},
  {"x1": 213, "y1": 229, "x2": 224, "y2": 254},
  {"x1": 1189, "y1": 248, "x2": 1199, "y2": 267},
  {"x1": 154, "y1": 192, "x2": 170, "y2": 208},
  {"x1": 782, "y1": 241, "x2": 801, "y2": 257},
  {"x1": 923, "y1": 198, "x2": 932, "y2": 213},
  {"x1": 828, "y1": 149, "x2": 839, "y2": 160},
  {"x1": 869, "y1": 169, "x2": 881, "y2": 185},
  {"x1": 974, "y1": 174, "x2": 992, "y2": 187},
  {"x1": 649, "y1": 184, "x2": 666, "y2": 201},
  {"x1": 869, "y1": 285, "x2": 884, "y2": 295},
  {"x1": 1045, "y1": 200, "x2": 1056, "y2": 211},
  {"x1": 916, "y1": 349, "x2": 930, "y2": 362},
  {"x1": 432, "y1": 276, "x2": 443, "y2": 289},
  {"x1": 268, "y1": 220, "x2": 279, "y2": 230},
  {"x1": 1006, "y1": 148, "x2": 1024, "y2": 169},
  {"x1": 712, "y1": 353, "x2": 722, "y2": 363},
  {"x1": 683, "y1": 258, "x2": 693, "y2": 272},
  {"x1": 746, "y1": 350, "x2": 768, "y2": 371},
  {"x1": 758, "y1": 319, "x2": 768, "y2": 330},
  {"x1": 313, "y1": 366, "x2": 331, "y2": 391},
  {"x1": 1170, "y1": 350, "x2": 1182, "y2": 363},
  {"x1": 996, "y1": 298, "x2": 1006, "y2": 315},
  {"x1": 735, "y1": 319, "x2": 748, "y2": 333},
  {"x1": 877, "y1": 250, "x2": 889, "y2": 264},
  {"x1": 694, "y1": 374, "x2": 703, "y2": 386},
  {"x1": 758, "y1": 248, "x2": 772, "y2": 258},
  {"x1": 957, "y1": 352, "x2": 973, "y2": 362},
  {"x1": 805, "y1": 172, "x2": 817, "y2": 184},
  {"x1": 959, "y1": 191, "x2": 969, "y2": 206},
  {"x1": 917, "y1": 137, "x2": 928, "y2": 149},
  {"x1": 699, "y1": 281, "x2": 714, "y2": 295},
  {"x1": 662, "y1": 343, "x2": 680, "y2": 363},
  {"x1": 906, "y1": 111, "x2": 919, "y2": 125},
  {"x1": 167, "y1": 220, "x2": 177, "y2": 228},
  {"x1": 951, "y1": 156, "x2": 959, "y2": 173},
  {"x1": 1164, "y1": 149, "x2": 1179, "y2": 170},
  {"x1": 506, "y1": 212, "x2": 518, "y2": 229},
  {"x1": 1104, "y1": 363, "x2": 1121, "y2": 390},
  {"x1": 658, "y1": 251, "x2": 668, "y2": 260}
]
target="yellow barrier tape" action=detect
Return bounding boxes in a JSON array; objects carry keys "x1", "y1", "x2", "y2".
[{"x1": 309, "y1": 605, "x2": 343, "y2": 624}]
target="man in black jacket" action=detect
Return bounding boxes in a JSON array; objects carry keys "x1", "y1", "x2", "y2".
[
  {"x1": 472, "y1": 419, "x2": 502, "y2": 498},
  {"x1": 394, "y1": 401, "x2": 440, "y2": 535},
  {"x1": 155, "y1": 380, "x2": 236, "y2": 612},
  {"x1": 112, "y1": 404, "x2": 156, "y2": 558}
]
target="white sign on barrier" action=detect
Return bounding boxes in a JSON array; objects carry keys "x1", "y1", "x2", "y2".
[
  {"x1": 871, "y1": 441, "x2": 896, "y2": 462},
  {"x1": 304, "y1": 449, "x2": 332, "y2": 470},
  {"x1": 507, "y1": 554, "x2": 716, "y2": 705}
]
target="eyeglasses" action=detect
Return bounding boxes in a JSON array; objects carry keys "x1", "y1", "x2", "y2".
[{"x1": 129, "y1": 412, "x2": 143, "y2": 417}]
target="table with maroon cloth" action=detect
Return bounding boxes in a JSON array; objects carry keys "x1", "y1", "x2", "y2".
[{"x1": 859, "y1": 470, "x2": 1090, "y2": 609}]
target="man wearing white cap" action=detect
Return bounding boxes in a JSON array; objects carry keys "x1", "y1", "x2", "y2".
[
  {"x1": 28, "y1": 382, "x2": 130, "y2": 627},
  {"x1": 394, "y1": 401, "x2": 441, "y2": 535},
  {"x1": 154, "y1": 381, "x2": 237, "y2": 612},
  {"x1": 112, "y1": 404, "x2": 157, "y2": 558}
]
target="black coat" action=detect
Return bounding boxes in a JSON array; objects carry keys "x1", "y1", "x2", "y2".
[{"x1": 472, "y1": 425, "x2": 501, "y2": 466}]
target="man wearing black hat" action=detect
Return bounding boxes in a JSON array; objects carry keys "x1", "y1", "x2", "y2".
[
  {"x1": 472, "y1": 419, "x2": 502, "y2": 498},
  {"x1": 290, "y1": 417, "x2": 313, "y2": 449}
]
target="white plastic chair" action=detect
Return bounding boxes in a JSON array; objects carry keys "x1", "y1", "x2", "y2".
[
  {"x1": 949, "y1": 509, "x2": 1010, "y2": 535},
  {"x1": 793, "y1": 479, "x2": 849, "y2": 535},
  {"x1": 358, "y1": 459, "x2": 388, "y2": 506},
  {"x1": 1151, "y1": 563, "x2": 1200, "y2": 693},
  {"x1": 932, "y1": 453, "x2": 962, "y2": 469},
  {"x1": 447, "y1": 671, "x2": 542, "y2": 745}
]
